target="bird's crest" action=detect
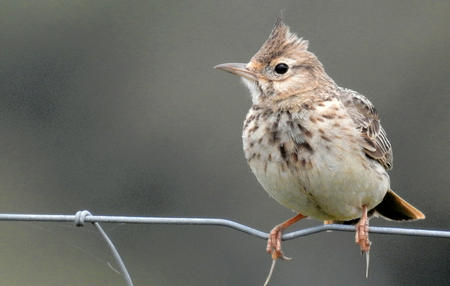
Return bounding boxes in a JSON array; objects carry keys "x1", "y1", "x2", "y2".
[{"x1": 252, "y1": 18, "x2": 309, "y2": 64}]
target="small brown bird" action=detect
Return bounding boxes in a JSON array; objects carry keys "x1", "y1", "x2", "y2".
[{"x1": 215, "y1": 18, "x2": 425, "y2": 273}]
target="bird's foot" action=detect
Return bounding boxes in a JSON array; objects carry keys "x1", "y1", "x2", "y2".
[
  {"x1": 263, "y1": 213, "x2": 306, "y2": 285},
  {"x1": 355, "y1": 205, "x2": 371, "y2": 278},
  {"x1": 266, "y1": 225, "x2": 292, "y2": 260},
  {"x1": 355, "y1": 206, "x2": 371, "y2": 252},
  {"x1": 266, "y1": 213, "x2": 306, "y2": 260}
]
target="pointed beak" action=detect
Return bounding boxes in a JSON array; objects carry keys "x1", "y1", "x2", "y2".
[{"x1": 214, "y1": 62, "x2": 257, "y2": 81}]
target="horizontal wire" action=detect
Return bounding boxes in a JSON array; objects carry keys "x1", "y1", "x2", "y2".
[
  {"x1": 1, "y1": 212, "x2": 449, "y2": 240},
  {"x1": 1, "y1": 211, "x2": 449, "y2": 286}
]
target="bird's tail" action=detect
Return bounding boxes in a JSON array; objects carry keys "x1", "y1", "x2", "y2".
[{"x1": 375, "y1": 189, "x2": 425, "y2": 221}]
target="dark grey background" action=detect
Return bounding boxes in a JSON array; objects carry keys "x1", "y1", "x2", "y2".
[{"x1": 0, "y1": 1, "x2": 449, "y2": 285}]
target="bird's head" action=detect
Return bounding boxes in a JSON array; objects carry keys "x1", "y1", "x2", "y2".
[{"x1": 215, "y1": 18, "x2": 331, "y2": 104}]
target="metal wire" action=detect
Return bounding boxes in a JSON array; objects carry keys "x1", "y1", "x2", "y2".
[
  {"x1": 74, "y1": 210, "x2": 133, "y2": 286},
  {"x1": 0, "y1": 211, "x2": 449, "y2": 286},
  {"x1": 1, "y1": 212, "x2": 449, "y2": 239}
]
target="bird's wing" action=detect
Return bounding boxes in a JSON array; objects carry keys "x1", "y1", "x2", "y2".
[{"x1": 339, "y1": 88, "x2": 393, "y2": 170}]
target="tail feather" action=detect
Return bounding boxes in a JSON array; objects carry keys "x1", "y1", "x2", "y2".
[{"x1": 375, "y1": 189, "x2": 425, "y2": 221}]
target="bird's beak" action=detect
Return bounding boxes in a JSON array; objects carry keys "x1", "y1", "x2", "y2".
[{"x1": 214, "y1": 62, "x2": 257, "y2": 81}]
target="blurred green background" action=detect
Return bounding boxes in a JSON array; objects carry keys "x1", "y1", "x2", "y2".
[{"x1": 0, "y1": 1, "x2": 449, "y2": 285}]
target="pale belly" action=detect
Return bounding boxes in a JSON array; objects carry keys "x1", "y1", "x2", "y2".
[{"x1": 248, "y1": 149, "x2": 389, "y2": 221}]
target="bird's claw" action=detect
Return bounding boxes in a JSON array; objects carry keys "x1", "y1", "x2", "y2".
[
  {"x1": 355, "y1": 215, "x2": 371, "y2": 252},
  {"x1": 267, "y1": 225, "x2": 292, "y2": 261}
]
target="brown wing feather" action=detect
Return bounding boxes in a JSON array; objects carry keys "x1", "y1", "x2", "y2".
[{"x1": 339, "y1": 88, "x2": 393, "y2": 170}]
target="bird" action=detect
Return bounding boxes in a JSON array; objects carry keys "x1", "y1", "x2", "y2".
[{"x1": 215, "y1": 17, "x2": 425, "y2": 273}]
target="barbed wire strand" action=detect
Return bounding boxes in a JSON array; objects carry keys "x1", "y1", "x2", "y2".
[{"x1": 1, "y1": 211, "x2": 449, "y2": 286}]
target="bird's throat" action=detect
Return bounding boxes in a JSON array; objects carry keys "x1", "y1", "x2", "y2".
[{"x1": 241, "y1": 77, "x2": 263, "y2": 104}]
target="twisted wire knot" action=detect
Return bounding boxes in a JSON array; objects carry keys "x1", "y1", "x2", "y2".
[{"x1": 74, "y1": 210, "x2": 92, "y2": 227}]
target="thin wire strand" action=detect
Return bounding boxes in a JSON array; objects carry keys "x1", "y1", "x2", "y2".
[
  {"x1": 1, "y1": 212, "x2": 449, "y2": 239},
  {"x1": 73, "y1": 210, "x2": 133, "y2": 286},
  {"x1": 92, "y1": 221, "x2": 133, "y2": 286},
  {"x1": 1, "y1": 211, "x2": 449, "y2": 286}
]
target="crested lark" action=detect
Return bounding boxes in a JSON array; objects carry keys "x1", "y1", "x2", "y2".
[{"x1": 215, "y1": 18, "x2": 425, "y2": 264}]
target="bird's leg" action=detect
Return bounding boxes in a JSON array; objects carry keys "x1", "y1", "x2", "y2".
[
  {"x1": 355, "y1": 205, "x2": 372, "y2": 278},
  {"x1": 355, "y1": 205, "x2": 371, "y2": 252},
  {"x1": 267, "y1": 213, "x2": 306, "y2": 260}
]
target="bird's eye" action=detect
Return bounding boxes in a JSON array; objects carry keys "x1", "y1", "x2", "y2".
[{"x1": 274, "y1": 63, "x2": 289, "y2": 74}]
